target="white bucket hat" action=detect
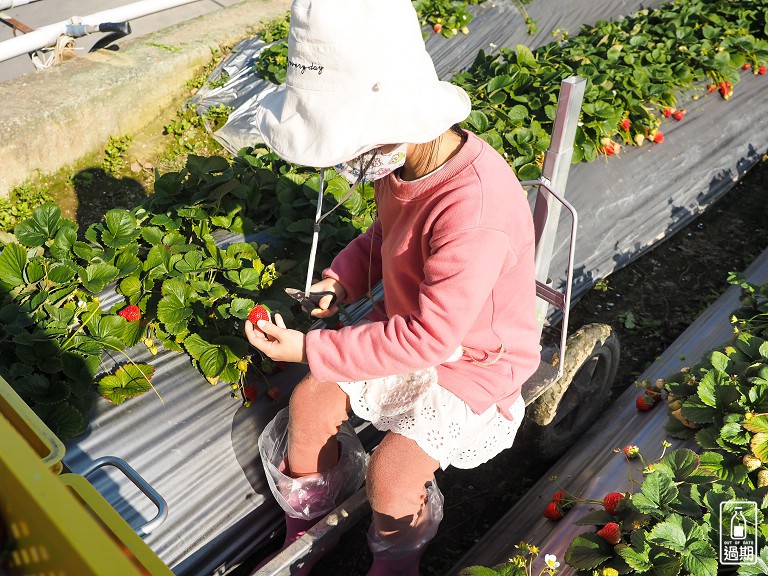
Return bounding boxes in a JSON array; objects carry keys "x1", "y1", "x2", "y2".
[{"x1": 255, "y1": 0, "x2": 472, "y2": 168}]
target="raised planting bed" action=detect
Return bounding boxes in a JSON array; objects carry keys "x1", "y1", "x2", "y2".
[{"x1": 451, "y1": 246, "x2": 768, "y2": 576}]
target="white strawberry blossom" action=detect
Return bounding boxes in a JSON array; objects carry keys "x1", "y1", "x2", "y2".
[{"x1": 545, "y1": 554, "x2": 560, "y2": 569}]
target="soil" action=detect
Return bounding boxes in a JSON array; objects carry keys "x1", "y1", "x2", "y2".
[{"x1": 303, "y1": 153, "x2": 768, "y2": 576}]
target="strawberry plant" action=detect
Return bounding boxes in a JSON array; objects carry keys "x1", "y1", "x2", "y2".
[
  {"x1": 0, "y1": 149, "x2": 375, "y2": 440},
  {"x1": 460, "y1": 541, "x2": 561, "y2": 575},
  {"x1": 563, "y1": 446, "x2": 768, "y2": 575},
  {"x1": 452, "y1": 0, "x2": 768, "y2": 179},
  {"x1": 559, "y1": 276, "x2": 768, "y2": 575}
]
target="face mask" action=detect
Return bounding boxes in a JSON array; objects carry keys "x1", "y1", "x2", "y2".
[{"x1": 333, "y1": 143, "x2": 408, "y2": 185}]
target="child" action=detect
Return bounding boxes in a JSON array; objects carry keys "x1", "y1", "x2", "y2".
[{"x1": 245, "y1": 0, "x2": 541, "y2": 573}]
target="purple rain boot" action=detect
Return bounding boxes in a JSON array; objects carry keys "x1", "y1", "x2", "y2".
[{"x1": 366, "y1": 479, "x2": 444, "y2": 576}]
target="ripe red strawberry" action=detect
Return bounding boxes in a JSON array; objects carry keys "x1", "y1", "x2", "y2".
[
  {"x1": 759, "y1": 65, "x2": 767, "y2": 75},
  {"x1": 707, "y1": 84, "x2": 716, "y2": 92},
  {"x1": 243, "y1": 385, "x2": 257, "y2": 402},
  {"x1": 623, "y1": 445, "x2": 640, "y2": 459},
  {"x1": 651, "y1": 131, "x2": 664, "y2": 144},
  {"x1": 672, "y1": 109, "x2": 686, "y2": 121},
  {"x1": 636, "y1": 394, "x2": 655, "y2": 411},
  {"x1": 662, "y1": 108, "x2": 673, "y2": 118},
  {"x1": 433, "y1": 23, "x2": 442, "y2": 33},
  {"x1": 603, "y1": 492, "x2": 625, "y2": 515},
  {"x1": 552, "y1": 490, "x2": 567, "y2": 503},
  {"x1": 743, "y1": 63, "x2": 752, "y2": 70},
  {"x1": 248, "y1": 305, "x2": 271, "y2": 326},
  {"x1": 266, "y1": 386, "x2": 280, "y2": 402},
  {"x1": 544, "y1": 501, "x2": 563, "y2": 520},
  {"x1": 601, "y1": 145, "x2": 615, "y2": 156},
  {"x1": 118, "y1": 305, "x2": 141, "y2": 322},
  {"x1": 620, "y1": 118, "x2": 630, "y2": 132},
  {"x1": 597, "y1": 522, "x2": 622, "y2": 544}
]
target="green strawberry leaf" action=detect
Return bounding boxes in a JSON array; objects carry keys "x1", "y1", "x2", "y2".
[
  {"x1": 456, "y1": 567, "x2": 498, "y2": 576},
  {"x1": 697, "y1": 370, "x2": 742, "y2": 410},
  {"x1": 681, "y1": 540, "x2": 717, "y2": 576},
  {"x1": 102, "y1": 209, "x2": 140, "y2": 248},
  {"x1": 50, "y1": 226, "x2": 78, "y2": 259},
  {"x1": 617, "y1": 541, "x2": 652, "y2": 572},
  {"x1": 648, "y1": 514, "x2": 688, "y2": 553},
  {"x1": 656, "y1": 449, "x2": 699, "y2": 481},
  {"x1": 97, "y1": 363, "x2": 155, "y2": 404},
  {"x1": 157, "y1": 278, "x2": 194, "y2": 334},
  {"x1": 742, "y1": 414, "x2": 768, "y2": 434},
  {"x1": 564, "y1": 532, "x2": 613, "y2": 570},
  {"x1": 229, "y1": 297, "x2": 256, "y2": 320},
  {"x1": 631, "y1": 470, "x2": 678, "y2": 518},
  {"x1": 48, "y1": 262, "x2": 76, "y2": 284},
  {"x1": 710, "y1": 350, "x2": 731, "y2": 373},
  {"x1": 199, "y1": 346, "x2": 227, "y2": 378},
  {"x1": 79, "y1": 262, "x2": 120, "y2": 294},
  {"x1": 736, "y1": 546, "x2": 768, "y2": 575},
  {"x1": 698, "y1": 452, "x2": 748, "y2": 484},
  {"x1": 12, "y1": 372, "x2": 69, "y2": 405},
  {"x1": 0, "y1": 243, "x2": 28, "y2": 289},
  {"x1": 33, "y1": 401, "x2": 87, "y2": 441},
  {"x1": 750, "y1": 432, "x2": 768, "y2": 463},
  {"x1": 119, "y1": 275, "x2": 143, "y2": 299},
  {"x1": 14, "y1": 203, "x2": 61, "y2": 247},
  {"x1": 649, "y1": 551, "x2": 682, "y2": 576},
  {"x1": 140, "y1": 225, "x2": 164, "y2": 245},
  {"x1": 182, "y1": 333, "x2": 209, "y2": 361},
  {"x1": 681, "y1": 394, "x2": 720, "y2": 425}
]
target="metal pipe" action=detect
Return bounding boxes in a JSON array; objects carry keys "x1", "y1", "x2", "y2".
[
  {"x1": 0, "y1": 0, "x2": 43, "y2": 10},
  {"x1": 531, "y1": 76, "x2": 586, "y2": 327},
  {"x1": 0, "y1": 0, "x2": 201, "y2": 63}
]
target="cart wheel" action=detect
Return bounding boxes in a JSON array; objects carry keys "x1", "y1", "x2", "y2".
[{"x1": 521, "y1": 323, "x2": 620, "y2": 461}]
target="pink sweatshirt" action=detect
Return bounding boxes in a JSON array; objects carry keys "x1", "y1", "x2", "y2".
[{"x1": 305, "y1": 131, "x2": 540, "y2": 417}]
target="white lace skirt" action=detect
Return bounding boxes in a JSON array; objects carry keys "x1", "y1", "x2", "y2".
[{"x1": 337, "y1": 365, "x2": 526, "y2": 470}]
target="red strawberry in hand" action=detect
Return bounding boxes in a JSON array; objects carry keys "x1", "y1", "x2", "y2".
[
  {"x1": 544, "y1": 501, "x2": 563, "y2": 520},
  {"x1": 248, "y1": 305, "x2": 271, "y2": 326},
  {"x1": 118, "y1": 305, "x2": 141, "y2": 322},
  {"x1": 603, "y1": 492, "x2": 625, "y2": 515},
  {"x1": 597, "y1": 522, "x2": 622, "y2": 544}
]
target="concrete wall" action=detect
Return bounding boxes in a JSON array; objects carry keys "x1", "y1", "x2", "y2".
[{"x1": 0, "y1": 0, "x2": 290, "y2": 197}]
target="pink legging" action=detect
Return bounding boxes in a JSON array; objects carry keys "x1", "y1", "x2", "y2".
[{"x1": 287, "y1": 372, "x2": 440, "y2": 537}]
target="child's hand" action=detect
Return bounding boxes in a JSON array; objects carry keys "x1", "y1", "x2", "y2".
[
  {"x1": 245, "y1": 313, "x2": 308, "y2": 364},
  {"x1": 308, "y1": 278, "x2": 347, "y2": 318}
]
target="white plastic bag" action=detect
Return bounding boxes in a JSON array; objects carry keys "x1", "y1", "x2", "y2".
[{"x1": 258, "y1": 407, "x2": 367, "y2": 520}]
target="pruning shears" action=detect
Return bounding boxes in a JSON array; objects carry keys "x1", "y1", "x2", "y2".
[{"x1": 284, "y1": 288, "x2": 337, "y2": 315}]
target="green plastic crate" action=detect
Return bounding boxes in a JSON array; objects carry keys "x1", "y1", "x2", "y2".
[{"x1": 0, "y1": 375, "x2": 65, "y2": 473}]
